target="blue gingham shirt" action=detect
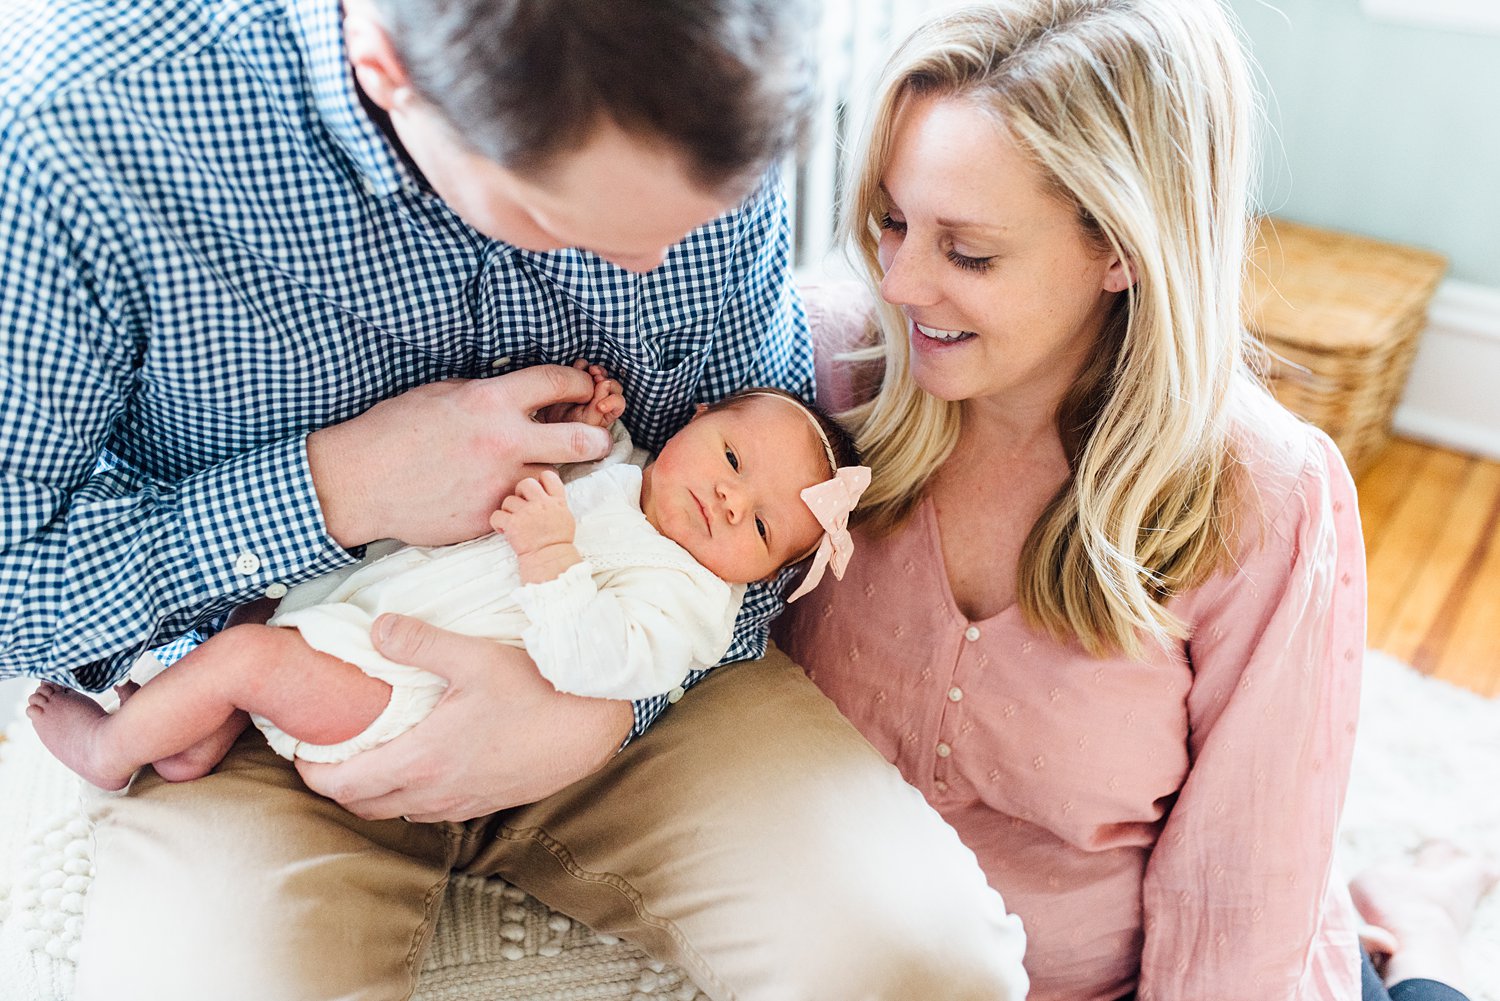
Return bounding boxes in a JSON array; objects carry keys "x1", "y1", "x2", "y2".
[{"x1": 0, "y1": 0, "x2": 811, "y2": 741}]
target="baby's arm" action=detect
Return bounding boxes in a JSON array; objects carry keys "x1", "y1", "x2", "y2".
[
  {"x1": 534, "y1": 360, "x2": 625, "y2": 428},
  {"x1": 514, "y1": 561, "x2": 739, "y2": 701},
  {"x1": 491, "y1": 471, "x2": 582, "y2": 585}
]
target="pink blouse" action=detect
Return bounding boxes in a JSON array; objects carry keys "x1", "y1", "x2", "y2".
[{"x1": 773, "y1": 285, "x2": 1366, "y2": 1001}]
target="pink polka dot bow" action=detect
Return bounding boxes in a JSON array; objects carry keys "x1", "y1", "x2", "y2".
[{"x1": 786, "y1": 465, "x2": 872, "y2": 602}]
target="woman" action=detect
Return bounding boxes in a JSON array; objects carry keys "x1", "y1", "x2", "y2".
[{"x1": 777, "y1": 1, "x2": 1469, "y2": 998}]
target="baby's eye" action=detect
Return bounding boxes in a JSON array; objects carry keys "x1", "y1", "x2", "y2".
[
  {"x1": 755, "y1": 517, "x2": 767, "y2": 540},
  {"x1": 725, "y1": 447, "x2": 740, "y2": 471}
]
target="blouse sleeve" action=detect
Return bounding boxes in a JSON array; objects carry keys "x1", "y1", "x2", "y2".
[
  {"x1": 512, "y1": 559, "x2": 740, "y2": 701},
  {"x1": 802, "y1": 280, "x2": 880, "y2": 413},
  {"x1": 1137, "y1": 431, "x2": 1365, "y2": 1001}
]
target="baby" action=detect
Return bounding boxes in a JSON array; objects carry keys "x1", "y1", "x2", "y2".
[{"x1": 29, "y1": 366, "x2": 869, "y2": 789}]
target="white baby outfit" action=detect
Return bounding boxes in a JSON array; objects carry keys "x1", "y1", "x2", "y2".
[{"x1": 257, "y1": 431, "x2": 745, "y2": 762}]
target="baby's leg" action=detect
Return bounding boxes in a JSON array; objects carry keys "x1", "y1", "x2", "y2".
[
  {"x1": 28, "y1": 624, "x2": 392, "y2": 790},
  {"x1": 101, "y1": 679, "x2": 253, "y2": 784}
]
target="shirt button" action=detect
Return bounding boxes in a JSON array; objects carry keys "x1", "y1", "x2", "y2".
[
  {"x1": 964, "y1": 626, "x2": 980, "y2": 642},
  {"x1": 361, "y1": 176, "x2": 379, "y2": 195},
  {"x1": 263, "y1": 582, "x2": 288, "y2": 600},
  {"x1": 666, "y1": 686, "x2": 685, "y2": 704},
  {"x1": 233, "y1": 552, "x2": 261, "y2": 576},
  {"x1": 491, "y1": 356, "x2": 512, "y2": 369},
  {"x1": 935, "y1": 742, "x2": 952, "y2": 758},
  {"x1": 934, "y1": 780, "x2": 949, "y2": 793},
  {"x1": 948, "y1": 686, "x2": 963, "y2": 702}
]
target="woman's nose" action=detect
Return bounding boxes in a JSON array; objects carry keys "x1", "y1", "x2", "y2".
[{"x1": 878, "y1": 240, "x2": 941, "y2": 308}]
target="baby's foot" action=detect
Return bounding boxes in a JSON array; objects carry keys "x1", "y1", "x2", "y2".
[
  {"x1": 26, "y1": 683, "x2": 136, "y2": 791},
  {"x1": 1350, "y1": 840, "x2": 1500, "y2": 991}
]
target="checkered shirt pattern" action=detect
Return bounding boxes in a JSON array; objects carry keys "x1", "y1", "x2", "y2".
[{"x1": 0, "y1": 0, "x2": 812, "y2": 741}]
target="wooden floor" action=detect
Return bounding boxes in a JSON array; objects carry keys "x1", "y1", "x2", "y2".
[{"x1": 1358, "y1": 437, "x2": 1500, "y2": 697}]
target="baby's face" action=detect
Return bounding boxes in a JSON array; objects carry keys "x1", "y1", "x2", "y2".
[{"x1": 640, "y1": 398, "x2": 828, "y2": 584}]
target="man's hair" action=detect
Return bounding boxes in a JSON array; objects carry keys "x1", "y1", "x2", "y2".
[{"x1": 372, "y1": 0, "x2": 815, "y2": 190}]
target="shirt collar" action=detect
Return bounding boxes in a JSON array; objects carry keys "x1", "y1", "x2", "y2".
[{"x1": 283, "y1": 0, "x2": 408, "y2": 197}]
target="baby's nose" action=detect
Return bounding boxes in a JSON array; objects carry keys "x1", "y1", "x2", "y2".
[{"x1": 717, "y1": 483, "x2": 745, "y2": 523}]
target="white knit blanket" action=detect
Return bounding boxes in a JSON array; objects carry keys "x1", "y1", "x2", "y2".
[{"x1": 1, "y1": 651, "x2": 1496, "y2": 1001}]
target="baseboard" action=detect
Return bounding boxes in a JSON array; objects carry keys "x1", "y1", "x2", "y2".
[{"x1": 1393, "y1": 280, "x2": 1500, "y2": 462}]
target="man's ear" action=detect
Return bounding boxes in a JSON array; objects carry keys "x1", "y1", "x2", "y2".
[
  {"x1": 343, "y1": 7, "x2": 414, "y2": 113},
  {"x1": 1102, "y1": 254, "x2": 1136, "y2": 294}
]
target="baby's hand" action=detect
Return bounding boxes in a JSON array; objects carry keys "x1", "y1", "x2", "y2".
[
  {"x1": 535, "y1": 360, "x2": 625, "y2": 429},
  {"x1": 490, "y1": 470, "x2": 575, "y2": 556}
]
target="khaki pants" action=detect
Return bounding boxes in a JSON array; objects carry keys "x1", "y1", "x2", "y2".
[{"x1": 75, "y1": 646, "x2": 1027, "y2": 1001}]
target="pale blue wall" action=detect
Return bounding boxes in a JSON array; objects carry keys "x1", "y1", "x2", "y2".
[{"x1": 1229, "y1": 0, "x2": 1500, "y2": 286}]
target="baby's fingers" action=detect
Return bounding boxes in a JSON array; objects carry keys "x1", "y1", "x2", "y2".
[{"x1": 513, "y1": 476, "x2": 550, "y2": 501}]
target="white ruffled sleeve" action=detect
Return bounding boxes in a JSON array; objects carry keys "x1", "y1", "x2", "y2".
[{"x1": 512, "y1": 557, "x2": 741, "y2": 701}]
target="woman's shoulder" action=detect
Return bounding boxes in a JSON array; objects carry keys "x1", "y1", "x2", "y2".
[
  {"x1": 1223, "y1": 376, "x2": 1350, "y2": 531},
  {"x1": 801, "y1": 280, "x2": 883, "y2": 412},
  {"x1": 1183, "y1": 379, "x2": 1363, "y2": 629}
]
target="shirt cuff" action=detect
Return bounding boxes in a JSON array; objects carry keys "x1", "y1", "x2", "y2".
[{"x1": 176, "y1": 432, "x2": 362, "y2": 604}]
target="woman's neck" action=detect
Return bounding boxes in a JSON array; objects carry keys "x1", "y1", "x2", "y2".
[{"x1": 958, "y1": 391, "x2": 1063, "y2": 458}]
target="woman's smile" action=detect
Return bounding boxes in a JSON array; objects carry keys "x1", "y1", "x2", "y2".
[{"x1": 911, "y1": 319, "x2": 977, "y2": 344}]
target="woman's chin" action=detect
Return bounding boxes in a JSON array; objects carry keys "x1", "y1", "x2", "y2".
[{"x1": 908, "y1": 358, "x2": 973, "y2": 403}]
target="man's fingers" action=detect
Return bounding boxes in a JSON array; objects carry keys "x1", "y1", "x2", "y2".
[
  {"x1": 296, "y1": 734, "x2": 473, "y2": 821},
  {"x1": 522, "y1": 419, "x2": 610, "y2": 465},
  {"x1": 371, "y1": 614, "x2": 491, "y2": 685},
  {"x1": 295, "y1": 752, "x2": 405, "y2": 812},
  {"x1": 495, "y1": 363, "x2": 596, "y2": 415}
]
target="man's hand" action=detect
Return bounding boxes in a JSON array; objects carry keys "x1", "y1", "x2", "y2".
[
  {"x1": 307, "y1": 365, "x2": 610, "y2": 548},
  {"x1": 295, "y1": 614, "x2": 633, "y2": 821},
  {"x1": 535, "y1": 360, "x2": 625, "y2": 429}
]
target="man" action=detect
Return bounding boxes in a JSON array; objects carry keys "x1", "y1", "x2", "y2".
[{"x1": 0, "y1": 0, "x2": 1027, "y2": 997}]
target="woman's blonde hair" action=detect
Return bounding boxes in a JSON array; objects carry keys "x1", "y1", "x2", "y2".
[{"x1": 842, "y1": 0, "x2": 1259, "y2": 659}]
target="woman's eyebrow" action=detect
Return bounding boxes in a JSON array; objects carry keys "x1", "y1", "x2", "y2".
[{"x1": 935, "y1": 215, "x2": 1006, "y2": 235}]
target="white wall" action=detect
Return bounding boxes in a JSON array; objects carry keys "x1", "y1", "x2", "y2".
[{"x1": 1227, "y1": 0, "x2": 1500, "y2": 451}]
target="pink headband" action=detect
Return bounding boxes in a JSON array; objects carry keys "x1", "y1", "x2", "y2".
[{"x1": 740, "y1": 392, "x2": 872, "y2": 602}]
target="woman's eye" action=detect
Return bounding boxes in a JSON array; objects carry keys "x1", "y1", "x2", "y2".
[
  {"x1": 946, "y1": 249, "x2": 994, "y2": 273},
  {"x1": 755, "y1": 517, "x2": 767, "y2": 540},
  {"x1": 878, "y1": 212, "x2": 907, "y2": 233},
  {"x1": 725, "y1": 448, "x2": 739, "y2": 471}
]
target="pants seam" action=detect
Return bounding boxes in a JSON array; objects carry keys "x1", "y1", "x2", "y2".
[
  {"x1": 495, "y1": 823, "x2": 734, "y2": 1001},
  {"x1": 397, "y1": 871, "x2": 451, "y2": 1001}
]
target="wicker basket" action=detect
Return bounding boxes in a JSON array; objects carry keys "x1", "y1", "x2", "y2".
[{"x1": 1243, "y1": 217, "x2": 1447, "y2": 477}]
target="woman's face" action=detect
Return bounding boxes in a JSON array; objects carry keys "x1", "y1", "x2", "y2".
[{"x1": 874, "y1": 94, "x2": 1130, "y2": 411}]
